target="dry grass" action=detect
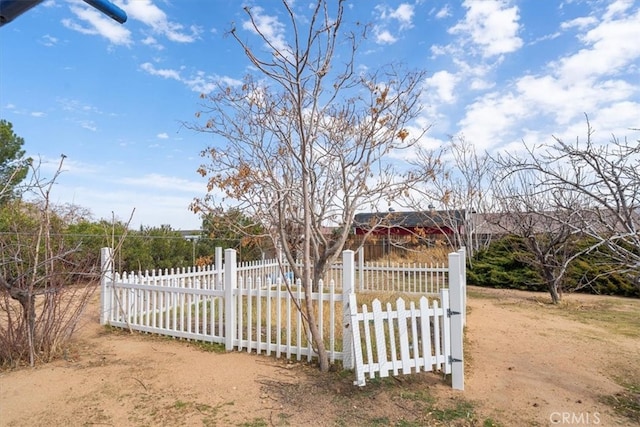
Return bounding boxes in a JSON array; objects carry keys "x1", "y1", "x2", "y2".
[{"x1": 372, "y1": 245, "x2": 452, "y2": 265}]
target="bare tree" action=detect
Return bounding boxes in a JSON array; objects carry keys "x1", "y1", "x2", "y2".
[
  {"x1": 189, "y1": 0, "x2": 428, "y2": 371},
  {"x1": 487, "y1": 163, "x2": 588, "y2": 303},
  {"x1": 0, "y1": 156, "x2": 101, "y2": 366},
  {"x1": 487, "y1": 118, "x2": 640, "y2": 302},
  {"x1": 501, "y1": 118, "x2": 640, "y2": 291},
  {"x1": 405, "y1": 136, "x2": 494, "y2": 263}
]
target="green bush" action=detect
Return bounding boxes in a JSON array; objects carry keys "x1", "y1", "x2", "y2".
[
  {"x1": 469, "y1": 235, "x2": 640, "y2": 297},
  {"x1": 468, "y1": 235, "x2": 545, "y2": 291}
]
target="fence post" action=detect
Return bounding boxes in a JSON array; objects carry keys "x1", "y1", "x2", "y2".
[
  {"x1": 215, "y1": 246, "x2": 223, "y2": 290},
  {"x1": 448, "y1": 251, "x2": 464, "y2": 391},
  {"x1": 457, "y1": 247, "x2": 467, "y2": 326},
  {"x1": 357, "y1": 247, "x2": 365, "y2": 292},
  {"x1": 100, "y1": 247, "x2": 113, "y2": 325},
  {"x1": 224, "y1": 249, "x2": 237, "y2": 351},
  {"x1": 342, "y1": 249, "x2": 355, "y2": 370}
]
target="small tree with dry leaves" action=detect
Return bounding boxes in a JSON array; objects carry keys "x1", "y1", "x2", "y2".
[{"x1": 189, "y1": 0, "x2": 428, "y2": 371}]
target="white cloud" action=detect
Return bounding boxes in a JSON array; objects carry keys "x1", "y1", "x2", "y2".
[
  {"x1": 117, "y1": 0, "x2": 201, "y2": 43},
  {"x1": 602, "y1": 0, "x2": 635, "y2": 20},
  {"x1": 40, "y1": 34, "x2": 59, "y2": 47},
  {"x1": 589, "y1": 101, "x2": 640, "y2": 136},
  {"x1": 389, "y1": 4, "x2": 415, "y2": 30},
  {"x1": 372, "y1": 3, "x2": 415, "y2": 45},
  {"x1": 50, "y1": 179, "x2": 203, "y2": 229},
  {"x1": 157, "y1": 132, "x2": 169, "y2": 139},
  {"x1": 554, "y1": 8, "x2": 640, "y2": 83},
  {"x1": 434, "y1": 5, "x2": 451, "y2": 19},
  {"x1": 458, "y1": 92, "x2": 529, "y2": 151},
  {"x1": 80, "y1": 120, "x2": 97, "y2": 131},
  {"x1": 560, "y1": 16, "x2": 597, "y2": 31},
  {"x1": 449, "y1": 0, "x2": 523, "y2": 58},
  {"x1": 425, "y1": 71, "x2": 458, "y2": 104},
  {"x1": 375, "y1": 29, "x2": 397, "y2": 45},
  {"x1": 62, "y1": 0, "x2": 199, "y2": 46},
  {"x1": 450, "y1": 0, "x2": 639, "y2": 152},
  {"x1": 141, "y1": 35, "x2": 164, "y2": 50},
  {"x1": 31, "y1": 111, "x2": 46, "y2": 118},
  {"x1": 63, "y1": 4, "x2": 132, "y2": 46},
  {"x1": 242, "y1": 6, "x2": 289, "y2": 53},
  {"x1": 469, "y1": 79, "x2": 494, "y2": 91},
  {"x1": 118, "y1": 173, "x2": 203, "y2": 193},
  {"x1": 516, "y1": 75, "x2": 634, "y2": 125},
  {"x1": 140, "y1": 63, "x2": 241, "y2": 94},
  {"x1": 140, "y1": 62, "x2": 181, "y2": 81},
  {"x1": 57, "y1": 97, "x2": 101, "y2": 114}
]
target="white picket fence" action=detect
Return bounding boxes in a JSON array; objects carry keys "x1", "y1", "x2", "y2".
[
  {"x1": 100, "y1": 247, "x2": 466, "y2": 390},
  {"x1": 349, "y1": 250, "x2": 465, "y2": 389}
]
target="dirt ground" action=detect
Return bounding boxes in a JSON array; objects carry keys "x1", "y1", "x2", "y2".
[{"x1": 1, "y1": 286, "x2": 638, "y2": 426}]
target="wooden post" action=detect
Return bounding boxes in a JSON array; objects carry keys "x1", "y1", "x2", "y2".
[
  {"x1": 448, "y1": 251, "x2": 464, "y2": 390},
  {"x1": 224, "y1": 249, "x2": 237, "y2": 351},
  {"x1": 100, "y1": 247, "x2": 113, "y2": 325},
  {"x1": 342, "y1": 249, "x2": 355, "y2": 370}
]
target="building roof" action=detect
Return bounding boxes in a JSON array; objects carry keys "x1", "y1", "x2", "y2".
[{"x1": 353, "y1": 210, "x2": 465, "y2": 235}]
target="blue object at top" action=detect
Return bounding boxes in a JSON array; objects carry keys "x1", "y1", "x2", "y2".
[{"x1": 0, "y1": 0, "x2": 127, "y2": 27}]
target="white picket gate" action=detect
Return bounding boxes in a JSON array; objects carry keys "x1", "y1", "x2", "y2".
[
  {"x1": 100, "y1": 247, "x2": 465, "y2": 390},
  {"x1": 348, "y1": 250, "x2": 465, "y2": 389}
]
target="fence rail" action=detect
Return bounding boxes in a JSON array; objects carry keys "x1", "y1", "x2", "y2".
[{"x1": 100, "y1": 247, "x2": 466, "y2": 390}]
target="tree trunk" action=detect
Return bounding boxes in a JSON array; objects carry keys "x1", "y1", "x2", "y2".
[
  {"x1": 304, "y1": 284, "x2": 329, "y2": 371},
  {"x1": 544, "y1": 268, "x2": 561, "y2": 304},
  {"x1": 548, "y1": 283, "x2": 560, "y2": 304},
  {"x1": 8, "y1": 285, "x2": 37, "y2": 365}
]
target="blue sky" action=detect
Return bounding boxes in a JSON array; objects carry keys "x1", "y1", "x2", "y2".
[{"x1": 1, "y1": 0, "x2": 639, "y2": 230}]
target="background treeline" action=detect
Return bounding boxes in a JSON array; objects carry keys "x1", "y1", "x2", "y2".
[
  {"x1": 468, "y1": 235, "x2": 640, "y2": 298},
  {"x1": 0, "y1": 200, "x2": 269, "y2": 275},
  {"x1": 3, "y1": 198, "x2": 637, "y2": 297}
]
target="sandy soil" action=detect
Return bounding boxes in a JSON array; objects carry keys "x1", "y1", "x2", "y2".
[{"x1": 1, "y1": 286, "x2": 638, "y2": 426}]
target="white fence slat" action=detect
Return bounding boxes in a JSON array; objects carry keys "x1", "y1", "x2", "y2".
[
  {"x1": 396, "y1": 298, "x2": 412, "y2": 374},
  {"x1": 349, "y1": 293, "x2": 366, "y2": 386},
  {"x1": 316, "y1": 281, "x2": 323, "y2": 361},
  {"x1": 296, "y1": 282, "x2": 303, "y2": 361},
  {"x1": 236, "y1": 280, "x2": 243, "y2": 348},
  {"x1": 266, "y1": 281, "x2": 272, "y2": 356},
  {"x1": 306, "y1": 281, "x2": 313, "y2": 362},
  {"x1": 256, "y1": 281, "x2": 263, "y2": 354},
  {"x1": 361, "y1": 305, "x2": 376, "y2": 378},
  {"x1": 329, "y1": 280, "x2": 336, "y2": 363},
  {"x1": 372, "y1": 300, "x2": 389, "y2": 377},
  {"x1": 433, "y1": 298, "x2": 442, "y2": 371},
  {"x1": 387, "y1": 302, "x2": 399, "y2": 377},
  {"x1": 276, "y1": 278, "x2": 282, "y2": 358},
  {"x1": 419, "y1": 297, "x2": 433, "y2": 371},
  {"x1": 409, "y1": 301, "x2": 420, "y2": 371},
  {"x1": 247, "y1": 282, "x2": 254, "y2": 352},
  {"x1": 187, "y1": 280, "x2": 193, "y2": 334},
  {"x1": 286, "y1": 278, "x2": 293, "y2": 359}
]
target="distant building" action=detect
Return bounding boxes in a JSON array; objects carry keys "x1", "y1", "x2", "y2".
[
  {"x1": 350, "y1": 210, "x2": 467, "y2": 259},
  {"x1": 352, "y1": 209, "x2": 466, "y2": 237}
]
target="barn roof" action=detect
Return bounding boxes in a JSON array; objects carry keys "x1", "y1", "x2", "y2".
[{"x1": 353, "y1": 210, "x2": 466, "y2": 230}]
